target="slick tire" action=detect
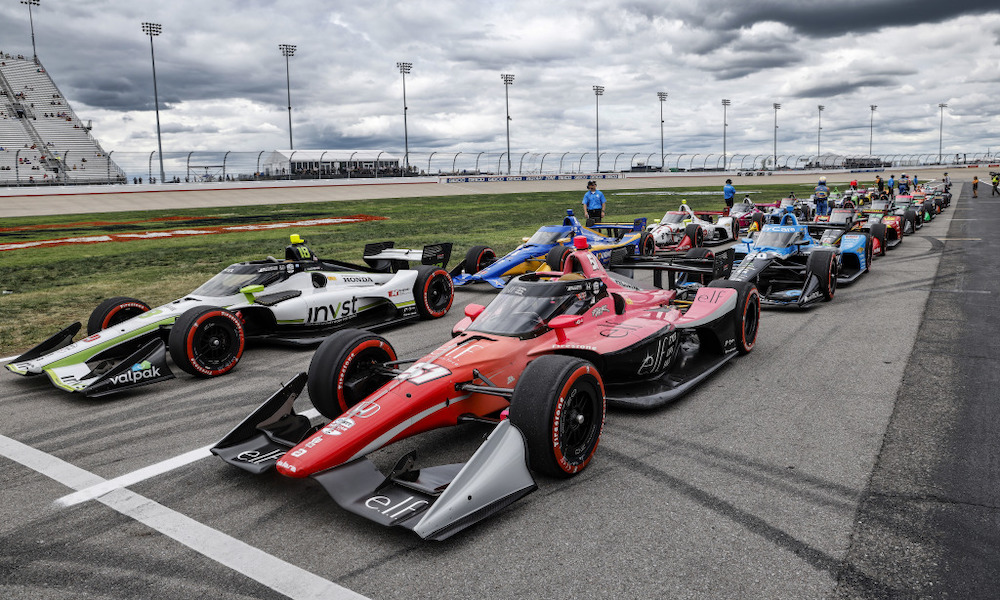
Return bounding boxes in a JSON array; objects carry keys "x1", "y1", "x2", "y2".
[
  {"x1": 707, "y1": 279, "x2": 760, "y2": 354},
  {"x1": 904, "y1": 210, "x2": 918, "y2": 234},
  {"x1": 508, "y1": 355, "x2": 605, "y2": 478},
  {"x1": 413, "y1": 265, "x2": 454, "y2": 319},
  {"x1": 870, "y1": 223, "x2": 888, "y2": 256},
  {"x1": 751, "y1": 212, "x2": 766, "y2": 232},
  {"x1": 87, "y1": 296, "x2": 151, "y2": 335},
  {"x1": 307, "y1": 329, "x2": 397, "y2": 420},
  {"x1": 922, "y1": 200, "x2": 936, "y2": 219},
  {"x1": 863, "y1": 232, "x2": 874, "y2": 269},
  {"x1": 638, "y1": 231, "x2": 655, "y2": 256},
  {"x1": 168, "y1": 306, "x2": 245, "y2": 377},
  {"x1": 806, "y1": 249, "x2": 838, "y2": 301},
  {"x1": 463, "y1": 245, "x2": 495, "y2": 275},
  {"x1": 684, "y1": 223, "x2": 704, "y2": 248},
  {"x1": 546, "y1": 245, "x2": 572, "y2": 272}
]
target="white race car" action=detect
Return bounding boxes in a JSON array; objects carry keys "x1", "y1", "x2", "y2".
[
  {"x1": 6, "y1": 236, "x2": 455, "y2": 397},
  {"x1": 647, "y1": 201, "x2": 738, "y2": 250}
]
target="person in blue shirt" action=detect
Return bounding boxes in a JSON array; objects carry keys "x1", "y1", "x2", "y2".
[
  {"x1": 814, "y1": 177, "x2": 830, "y2": 216},
  {"x1": 582, "y1": 180, "x2": 607, "y2": 223},
  {"x1": 887, "y1": 175, "x2": 896, "y2": 198},
  {"x1": 723, "y1": 179, "x2": 736, "y2": 214}
]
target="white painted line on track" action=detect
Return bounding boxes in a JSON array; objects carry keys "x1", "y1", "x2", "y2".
[
  {"x1": 0, "y1": 432, "x2": 368, "y2": 600},
  {"x1": 55, "y1": 408, "x2": 322, "y2": 507}
]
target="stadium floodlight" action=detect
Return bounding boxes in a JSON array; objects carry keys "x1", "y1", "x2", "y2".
[
  {"x1": 938, "y1": 103, "x2": 948, "y2": 164},
  {"x1": 869, "y1": 104, "x2": 877, "y2": 155},
  {"x1": 593, "y1": 85, "x2": 604, "y2": 172},
  {"x1": 817, "y1": 105, "x2": 825, "y2": 167},
  {"x1": 397, "y1": 62, "x2": 412, "y2": 173},
  {"x1": 722, "y1": 99, "x2": 731, "y2": 162},
  {"x1": 658, "y1": 92, "x2": 668, "y2": 169},
  {"x1": 142, "y1": 22, "x2": 166, "y2": 185},
  {"x1": 21, "y1": 0, "x2": 39, "y2": 61},
  {"x1": 279, "y1": 44, "x2": 296, "y2": 150},
  {"x1": 772, "y1": 103, "x2": 781, "y2": 171},
  {"x1": 502, "y1": 74, "x2": 514, "y2": 175}
]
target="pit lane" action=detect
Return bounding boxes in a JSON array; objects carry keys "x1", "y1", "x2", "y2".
[{"x1": 2, "y1": 182, "x2": 996, "y2": 599}]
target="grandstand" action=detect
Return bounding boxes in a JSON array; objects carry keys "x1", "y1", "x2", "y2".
[{"x1": 0, "y1": 53, "x2": 124, "y2": 185}]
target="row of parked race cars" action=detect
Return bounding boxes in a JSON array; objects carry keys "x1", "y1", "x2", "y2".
[{"x1": 5, "y1": 180, "x2": 951, "y2": 540}]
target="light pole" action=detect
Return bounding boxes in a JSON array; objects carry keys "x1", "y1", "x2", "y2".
[
  {"x1": 817, "y1": 105, "x2": 824, "y2": 167},
  {"x1": 593, "y1": 85, "x2": 604, "y2": 173},
  {"x1": 658, "y1": 91, "x2": 668, "y2": 170},
  {"x1": 142, "y1": 22, "x2": 165, "y2": 185},
  {"x1": 21, "y1": 0, "x2": 39, "y2": 61},
  {"x1": 279, "y1": 44, "x2": 296, "y2": 150},
  {"x1": 938, "y1": 103, "x2": 948, "y2": 164},
  {"x1": 722, "y1": 99, "x2": 731, "y2": 164},
  {"x1": 869, "y1": 104, "x2": 877, "y2": 155},
  {"x1": 772, "y1": 103, "x2": 781, "y2": 171},
  {"x1": 502, "y1": 73, "x2": 514, "y2": 175},
  {"x1": 397, "y1": 62, "x2": 412, "y2": 173}
]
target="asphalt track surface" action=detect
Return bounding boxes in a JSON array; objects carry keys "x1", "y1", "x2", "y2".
[{"x1": 1, "y1": 178, "x2": 998, "y2": 599}]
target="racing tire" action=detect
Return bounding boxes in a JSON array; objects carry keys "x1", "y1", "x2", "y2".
[
  {"x1": 903, "y1": 210, "x2": 918, "y2": 234},
  {"x1": 806, "y1": 250, "x2": 837, "y2": 301},
  {"x1": 413, "y1": 265, "x2": 454, "y2": 319},
  {"x1": 682, "y1": 247, "x2": 714, "y2": 284},
  {"x1": 751, "y1": 213, "x2": 766, "y2": 232},
  {"x1": 307, "y1": 329, "x2": 397, "y2": 420},
  {"x1": 684, "y1": 223, "x2": 704, "y2": 248},
  {"x1": 168, "y1": 306, "x2": 245, "y2": 377},
  {"x1": 508, "y1": 355, "x2": 605, "y2": 478},
  {"x1": 545, "y1": 245, "x2": 572, "y2": 272},
  {"x1": 87, "y1": 296, "x2": 151, "y2": 335},
  {"x1": 638, "y1": 231, "x2": 655, "y2": 256},
  {"x1": 870, "y1": 223, "x2": 888, "y2": 257},
  {"x1": 863, "y1": 232, "x2": 874, "y2": 269},
  {"x1": 585, "y1": 218, "x2": 597, "y2": 228},
  {"x1": 463, "y1": 245, "x2": 495, "y2": 275},
  {"x1": 922, "y1": 200, "x2": 936, "y2": 219},
  {"x1": 706, "y1": 279, "x2": 760, "y2": 354}
]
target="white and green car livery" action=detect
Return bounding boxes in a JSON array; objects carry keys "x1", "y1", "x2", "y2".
[{"x1": 6, "y1": 239, "x2": 454, "y2": 397}]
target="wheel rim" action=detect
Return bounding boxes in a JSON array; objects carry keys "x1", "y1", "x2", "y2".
[
  {"x1": 340, "y1": 345, "x2": 393, "y2": 409},
  {"x1": 559, "y1": 381, "x2": 602, "y2": 463},
  {"x1": 425, "y1": 273, "x2": 453, "y2": 314},
  {"x1": 191, "y1": 317, "x2": 240, "y2": 370}
]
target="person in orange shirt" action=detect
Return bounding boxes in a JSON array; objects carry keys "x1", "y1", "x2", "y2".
[{"x1": 972, "y1": 176, "x2": 978, "y2": 197}]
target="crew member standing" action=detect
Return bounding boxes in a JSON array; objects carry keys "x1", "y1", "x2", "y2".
[
  {"x1": 814, "y1": 177, "x2": 830, "y2": 216},
  {"x1": 992, "y1": 173, "x2": 999, "y2": 196},
  {"x1": 582, "y1": 180, "x2": 607, "y2": 223},
  {"x1": 972, "y1": 176, "x2": 979, "y2": 198},
  {"x1": 723, "y1": 178, "x2": 736, "y2": 214},
  {"x1": 887, "y1": 174, "x2": 896, "y2": 198}
]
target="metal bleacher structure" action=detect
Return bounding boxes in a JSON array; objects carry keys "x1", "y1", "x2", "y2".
[{"x1": 0, "y1": 53, "x2": 125, "y2": 185}]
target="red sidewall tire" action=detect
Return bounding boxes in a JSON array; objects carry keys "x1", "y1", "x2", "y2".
[
  {"x1": 87, "y1": 297, "x2": 151, "y2": 335},
  {"x1": 413, "y1": 265, "x2": 454, "y2": 319},
  {"x1": 550, "y1": 365, "x2": 605, "y2": 475},
  {"x1": 169, "y1": 307, "x2": 245, "y2": 378},
  {"x1": 333, "y1": 338, "x2": 397, "y2": 415}
]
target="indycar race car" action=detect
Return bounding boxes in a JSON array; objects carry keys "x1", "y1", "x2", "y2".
[
  {"x1": 731, "y1": 212, "x2": 862, "y2": 304},
  {"x1": 646, "y1": 200, "x2": 737, "y2": 250},
  {"x1": 450, "y1": 209, "x2": 653, "y2": 288},
  {"x1": 212, "y1": 237, "x2": 758, "y2": 540},
  {"x1": 729, "y1": 197, "x2": 781, "y2": 234},
  {"x1": 5, "y1": 236, "x2": 455, "y2": 397}
]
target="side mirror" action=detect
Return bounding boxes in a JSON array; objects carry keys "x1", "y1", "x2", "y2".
[
  {"x1": 239, "y1": 284, "x2": 265, "y2": 304},
  {"x1": 464, "y1": 304, "x2": 485, "y2": 320},
  {"x1": 548, "y1": 314, "x2": 584, "y2": 343}
]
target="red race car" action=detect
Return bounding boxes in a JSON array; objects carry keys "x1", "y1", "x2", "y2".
[{"x1": 213, "y1": 238, "x2": 759, "y2": 540}]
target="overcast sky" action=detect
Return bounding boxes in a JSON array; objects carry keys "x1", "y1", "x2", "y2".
[{"x1": 1, "y1": 0, "x2": 999, "y2": 161}]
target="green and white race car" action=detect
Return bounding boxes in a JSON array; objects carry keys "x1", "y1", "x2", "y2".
[{"x1": 6, "y1": 236, "x2": 454, "y2": 397}]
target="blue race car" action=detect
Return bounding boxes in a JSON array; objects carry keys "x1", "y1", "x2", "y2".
[
  {"x1": 729, "y1": 211, "x2": 868, "y2": 307},
  {"x1": 451, "y1": 209, "x2": 653, "y2": 288}
]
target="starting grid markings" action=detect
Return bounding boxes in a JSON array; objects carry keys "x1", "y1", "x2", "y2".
[
  {"x1": 1, "y1": 215, "x2": 388, "y2": 252},
  {"x1": 0, "y1": 406, "x2": 361, "y2": 600}
]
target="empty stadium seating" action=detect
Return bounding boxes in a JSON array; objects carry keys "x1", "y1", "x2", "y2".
[{"x1": 0, "y1": 53, "x2": 124, "y2": 185}]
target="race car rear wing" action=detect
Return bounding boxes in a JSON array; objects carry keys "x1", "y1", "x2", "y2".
[
  {"x1": 362, "y1": 242, "x2": 453, "y2": 272},
  {"x1": 614, "y1": 248, "x2": 735, "y2": 289}
]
